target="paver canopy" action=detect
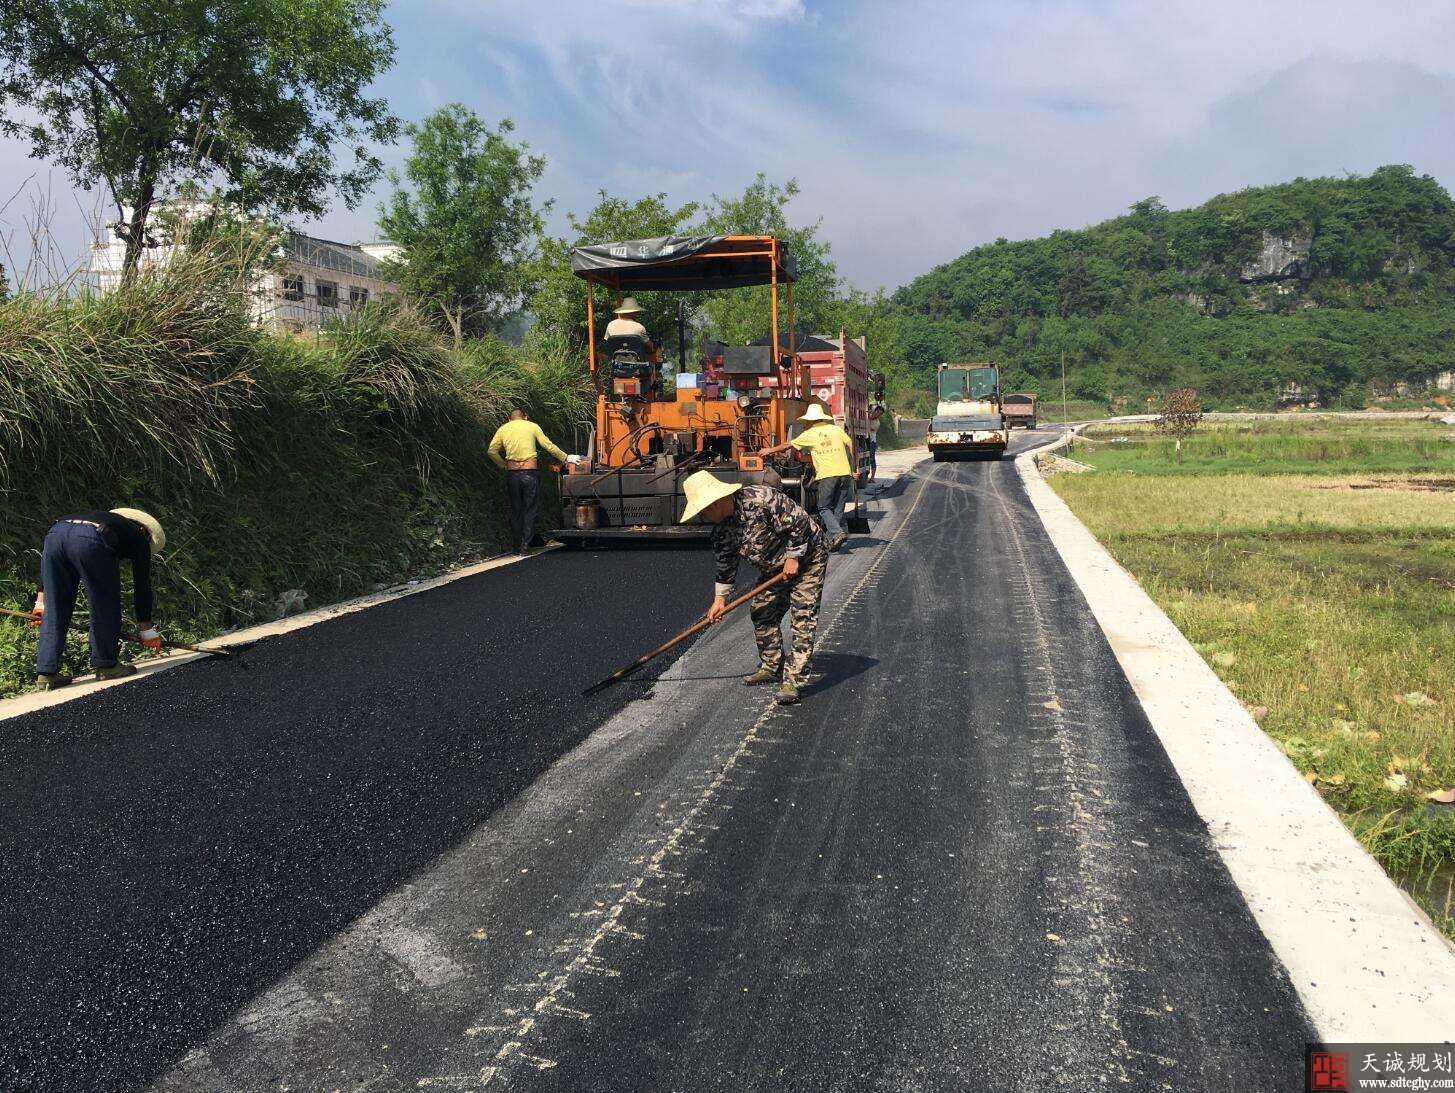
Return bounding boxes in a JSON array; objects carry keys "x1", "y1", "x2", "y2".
[{"x1": 570, "y1": 235, "x2": 797, "y2": 290}]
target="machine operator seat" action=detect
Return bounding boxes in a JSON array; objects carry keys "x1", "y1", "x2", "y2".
[
  {"x1": 604, "y1": 333, "x2": 655, "y2": 363},
  {"x1": 603, "y1": 334, "x2": 657, "y2": 398}
]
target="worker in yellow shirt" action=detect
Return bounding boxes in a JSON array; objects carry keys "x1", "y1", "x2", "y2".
[
  {"x1": 762, "y1": 403, "x2": 858, "y2": 551},
  {"x1": 488, "y1": 409, "x2": 569, "y2": 554}
]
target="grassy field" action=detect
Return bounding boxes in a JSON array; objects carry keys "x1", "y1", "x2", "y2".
[
  {"x1": 1076, "y1": 417, "x2": 1455, "y2": 474},
  {"x1": 1051, "y1": 417, "x2": 1455, "y2": 935},
  {"x1": 1027, "y1": 398, "x2": 1108, "y2": 424}
]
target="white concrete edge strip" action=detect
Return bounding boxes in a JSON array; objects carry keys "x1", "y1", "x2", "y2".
[
  {"x1": 1016, "y1": 431, "x2": 1455, "y2": 1041},
  {"x1": 0, "y1": 547, "x2": 553, "y2": 723}
]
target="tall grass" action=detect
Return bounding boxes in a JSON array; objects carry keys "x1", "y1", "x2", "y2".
[
  {"x1": 0, "y1": 250, "x2": 260, "y2": 497},
  {"x1": 0, "y1": 250, "x2": 592, "y2": 697}
]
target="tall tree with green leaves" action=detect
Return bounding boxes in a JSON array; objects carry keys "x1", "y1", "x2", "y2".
[
  {"x1": 378, "y1": 107, "x2": 548, "y2": 344},
  {"x1": 697, "y1": 175, "x2": 840, "y2": 347},
  {"x1": 0, "y1": 0, "x2": 398, "y2": 277},
  {"x1": 530, "y1": 190, "x2": 701, "y2": 356}
]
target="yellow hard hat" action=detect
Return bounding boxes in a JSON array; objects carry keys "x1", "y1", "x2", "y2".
[
  {"x1": 799, "y1": 403, "x2": 833, "y2": 423},
  {"x1": 110, "y1": 508, "x2": 166, "y2": 555},
  {"x1": 680, "y1": 471, "x2": 742, "y2": 523}
]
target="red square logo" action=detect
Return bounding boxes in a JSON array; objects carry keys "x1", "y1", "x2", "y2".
[{"x1": 1309, "y1": 1051, "x2": 1349, "y2": 1091}]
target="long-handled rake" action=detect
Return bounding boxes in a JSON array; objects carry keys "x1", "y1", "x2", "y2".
[
  {"x1": 582, "y1": 571, "x2": 789, "y2": 696},
  {"x1": 2, "y1": 606, "x2": 244, "y2": 665}
]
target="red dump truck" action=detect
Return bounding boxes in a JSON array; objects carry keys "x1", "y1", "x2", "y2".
[
  {"x1": 756, "y1": 332, "x2": 874, "y2": 475},
  {"x1": 1002, "y1": 392, "x2": 1039, "y2": 429}
]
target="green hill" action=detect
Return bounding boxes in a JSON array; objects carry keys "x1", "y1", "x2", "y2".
[{"x1": 891, "y1": 165, "x2": 1455, "y2": 409}]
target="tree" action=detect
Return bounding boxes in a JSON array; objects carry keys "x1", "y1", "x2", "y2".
[
  {"x1": 1157, "y1": 387, "x2": 1202, "y2": 461},
  {"x1": 697, "y1": 175, "x2": 840, "y2": 346},
  {"x1": 0, "y1": 0, "x2": 398, "y2": 277},
  {"x1": 529, "y1": 190, "x2": 701, "y2": 355},
  {"x1": 378, "y1": 107, "x2": 548, "y2": 344}
]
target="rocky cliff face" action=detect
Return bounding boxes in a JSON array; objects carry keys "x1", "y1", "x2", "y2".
[{"x1": 1240, "y1": 230, "x2": 1312, "y2": 283}]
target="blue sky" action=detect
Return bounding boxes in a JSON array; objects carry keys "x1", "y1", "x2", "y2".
[{"x1": 3, "y1": 0, "x2": 1454, "y2": 290}]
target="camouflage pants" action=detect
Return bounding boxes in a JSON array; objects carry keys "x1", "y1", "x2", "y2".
[{"x1": 750, "y1": 545, "x2": 829, "y2": 687}]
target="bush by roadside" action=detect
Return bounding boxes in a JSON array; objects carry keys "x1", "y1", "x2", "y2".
[{"x1": 0, "y1": 253, "x2": 590, "y2": 698}]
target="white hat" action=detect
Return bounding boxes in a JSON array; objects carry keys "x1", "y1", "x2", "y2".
[
  {"x1": 680, "y1": 471, "x2": 742, "y2": 523},
  {"x1": 111, "y1": 508, "x2": 166, "y2": 555},
  {"x1": 614, "y1": 297, "x2": 644, "y2": 316},
  {"x1": 799, "y1": 403, "x2": 833, "y2": 423}
]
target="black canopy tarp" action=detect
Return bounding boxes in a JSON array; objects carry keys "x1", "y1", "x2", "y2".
[
  {"x1": 570, "y1": 235, "x2": 796, "y2": 289},
  {"x1": 748, "y1": 333, "x2": 838, "y2": 352}
]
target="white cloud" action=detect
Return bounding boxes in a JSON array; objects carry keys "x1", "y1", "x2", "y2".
[
  {"x1": 624, "y1": 0, "x2": 806, "y2": 23},
  {"x1": 4, "y1": 0, "x2": 1455, "y2": 289}
]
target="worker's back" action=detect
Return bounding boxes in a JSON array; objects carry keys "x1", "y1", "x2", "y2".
[
  {"x1": 605, "y1": 317, "x2": 649, "y2": 339},
  {"x1": 494, "y1": 418, "x2": 540, "y2": 450}
]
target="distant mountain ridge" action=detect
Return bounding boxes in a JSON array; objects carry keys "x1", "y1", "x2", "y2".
[{"x1": 891, "y1": 165, "x2": 1455, "y2": 408}]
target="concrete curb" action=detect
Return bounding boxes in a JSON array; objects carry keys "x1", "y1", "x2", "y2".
[
  {"x1": 0, "y1": 547, "x2": 554, "y2": 724},
  {"x1": 1016, "y1": 431, "x2": 1455, "y2": 1041}
]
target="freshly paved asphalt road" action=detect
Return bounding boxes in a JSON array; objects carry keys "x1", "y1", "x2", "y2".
[{"x1": 0, "y1": 432, "x2": 1313, "y2": 1092}]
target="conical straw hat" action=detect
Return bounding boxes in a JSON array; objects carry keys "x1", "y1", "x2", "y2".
[
  {"x1": 680, "y1": 471, "x2": 742, "y2": 523},
  {"x1": 799, "y1": 403, "x2": 833, "y2": 423},
  {"x1": 110, "y1": 508, "x2": 166, "y2": 555}
]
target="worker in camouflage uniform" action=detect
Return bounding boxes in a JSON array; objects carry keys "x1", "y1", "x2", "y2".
[{"x1": 680, "y1": 471, "x2": 829, "y2": 705}]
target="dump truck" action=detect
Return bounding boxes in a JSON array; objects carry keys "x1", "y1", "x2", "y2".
[
  {"x1": 556, "y1": 234, "x2": 860, "y2": 544},
  {"x1": 1002, "y1": 392, "x2": 1039, "y2": 429},
  {"x1": 927, "y1": 362, "x2": 1008, "y2": 460},
  {"x1": 755, "y1": 331, "x2": 875, "y2": 526},
  {"x1": 756, "y1": 332, "x2": 873, "y2": 477}
]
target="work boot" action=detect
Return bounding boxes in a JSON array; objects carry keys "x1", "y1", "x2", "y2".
[
  {"x1": 829, "y1": 533, "x2": 848, "y2": 552},
  {"x1": 775, "y1": 681, "x2": 800, "y2": 705},
  {"x1": 94, "y1": 663, "x2": 137, "y2": 681},
  {"x1": 35, "y1": 672, "x2": 72, "y2": 691},
  {"x1": 743, "y1": 666, "x2": 779, "y2": 686}
]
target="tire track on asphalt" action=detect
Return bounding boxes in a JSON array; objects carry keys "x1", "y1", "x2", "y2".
[{"x1": 984, "y1": 462, "x2": 1135, "y2": 1085}]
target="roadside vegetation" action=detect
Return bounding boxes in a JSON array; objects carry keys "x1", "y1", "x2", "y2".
[
  {"x1": 1032, "y1": 398, "x2": 1108, "y2": 425},
  {"x1": 1051, "y1": 417, "x2": 1455, "y2": 935},
  {"x1": 0, "y1": 251, "x2": 590, "y2": 698}
]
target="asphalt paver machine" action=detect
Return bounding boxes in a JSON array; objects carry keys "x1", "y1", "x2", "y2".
[{"x1": 556, "y1": 234, "x2": 814, "y2": 544}]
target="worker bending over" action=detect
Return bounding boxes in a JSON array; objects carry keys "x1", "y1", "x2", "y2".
[
  {"x1": 681, "y1": 471, "x2": 828, "y2": 706},
  {"x1": 488, "y1": 409, "x2": 569, "y2": 554},
  {"x1": 762, "y1": 403, "x2": 857, "y2": 551},
  {"x1": 31, "y1": 508, "x2": 166, "y2": 690}
]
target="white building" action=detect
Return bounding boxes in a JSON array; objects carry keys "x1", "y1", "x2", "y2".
[
  {"x1": 258, "y1": 235, "x2": 400, "y2": 333},
  {"x1": 90, "y1": 203, "x2": 400, "y2": 333}
]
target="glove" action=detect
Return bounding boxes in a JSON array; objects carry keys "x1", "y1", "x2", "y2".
[{"x1": 138, "y1": 627, "x2": 164, "y2": 653}]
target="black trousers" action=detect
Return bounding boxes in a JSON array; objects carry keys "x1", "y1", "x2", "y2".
[
  {"x1": 506, "y1": 470, "x2": 540, "y2": 552},
  {"x1": 37, "y1": 521, "x2": 124, "y2": 673}
]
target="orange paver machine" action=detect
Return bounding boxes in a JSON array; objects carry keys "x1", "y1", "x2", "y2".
[{"x1": 557, "y1": 234, "x2": 813, "y2": 543}]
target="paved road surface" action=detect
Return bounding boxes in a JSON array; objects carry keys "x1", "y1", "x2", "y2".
[{"x1": 0, "y1": 432, "x2": 1312, "y2": 1092}]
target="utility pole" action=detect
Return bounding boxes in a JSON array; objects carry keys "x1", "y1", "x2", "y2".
[{"x1": 1060, "y1": 350, "x2": 1068, "y2": 425}]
